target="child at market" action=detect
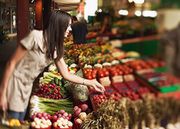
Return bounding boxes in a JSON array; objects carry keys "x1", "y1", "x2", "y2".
[{"x1": 0, "y1": 10, "x2": 105, "y2": 120}]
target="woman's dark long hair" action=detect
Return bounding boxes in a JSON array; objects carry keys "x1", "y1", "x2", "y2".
[{"x1": 43, "y1": 10, "x2": 71, "y2": 60}]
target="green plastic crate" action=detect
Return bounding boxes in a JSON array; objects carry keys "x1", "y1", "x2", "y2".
[
  {"x1": 159, "y1": 84, "x2": 180, "y2": 93},
  {"x1": 154, "y1": 67, "x2": 168, "y2": 73}
]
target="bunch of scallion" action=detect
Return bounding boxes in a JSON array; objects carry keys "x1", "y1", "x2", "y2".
[{"x1": 30, "y1": 95, "x2": 73, "y2": 116}]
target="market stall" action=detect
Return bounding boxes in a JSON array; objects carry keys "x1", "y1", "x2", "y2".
[
  {"x1": 2, "y1": 41, "x2": 179, "y2": 129},
  {"x1": 0, "y1": 0, "x2": 180, "y2": 129},
  {"x1": 30, "y1": 42, "x2": 180, "y2": 129}
]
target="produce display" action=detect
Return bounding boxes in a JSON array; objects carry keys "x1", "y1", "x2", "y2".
[
  {"x1": 1, "y1": 40, "x2": 179, "y2": 129},
  {"x1": 35, "y1": 64, "x2": 72, "y2": 99},
  {"x1": 81, "y1": 96, "x2": 180, "y2": 129},
  {"x1": 86, "y1": 17, "x2": 158, "y2": 41},
  {"x1": 73, "y1": 104, "x2": 89, "y2": 129},
  {"x1": 137, "y1": 70, "x2": 180, "y2": 93},
  {"x1": 31, "y1": 42, "x2": 179, "y2": 129},
  {"x1": 122, "y1": 59, "x2": 180, "y2": 93},
  {"x1": 0, "y1": 119, "x2": 29, "y2": 128},
  {"x1": 53, "y1": 117, "x2": 73, "y2": 129},
  {"x1": 112, "y1": 18, "x2": 158, "y2": 39},
  {"x1": 30, "y1": 95, "x2": 73, "y2": 115},
  {"x1": 123, "y1": 59, "x2": 165, "y2": 72},
  {"x1": 31, "y1": 117, "x2": 52, "y2": 129},
  {"x1": 90, "y1": 87, "x2": 121, "y2": 110},
  {"x1": 30, "y1": 111, "x2": 73, "y2": 129},
  {"x1": 64, "y1": 43, "x2": 126, "y2": 66}
]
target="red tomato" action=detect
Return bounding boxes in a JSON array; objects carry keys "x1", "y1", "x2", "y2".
[
  {"x1": 87, "y1": 75, "x2": 93, "y2": 80},
  {"x1": 111, "y1": 71, "x2": 119, "y2": 76},
  {"x1": 98, "y1": 72, "x2": 105, "y2": 78},
  {"x1": 104, "y1": 71, "x2": 109, "y2": 76}
]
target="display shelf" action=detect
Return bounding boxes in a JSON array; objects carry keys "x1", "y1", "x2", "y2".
[
  {"x1": 120, "y1": 35, "x2": 160, "y2": 44},
  {"x1": 158, "y1": 91, "x2": 180, "y2": 99},
  {"x1": 86, "y1": 34, "x2": 160, "y2": 45}
]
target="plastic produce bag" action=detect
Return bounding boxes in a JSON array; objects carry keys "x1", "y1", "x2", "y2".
[{"x1": 63, "y1": 69, "x2": 89, "y2": 102}]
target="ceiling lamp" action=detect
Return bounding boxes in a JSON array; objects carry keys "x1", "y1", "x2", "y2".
[
  {"x1": 133, "y1": 0, "x2": 144, "y2": 4},
  {"x1": 128, "y1": 0, "x2": 134, "y2": 3}
]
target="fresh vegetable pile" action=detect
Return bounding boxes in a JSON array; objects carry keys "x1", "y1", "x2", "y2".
[
  {"x1": 27, "y1": 42, "x2": 180, "y2": 129},
  {"x1": 30, "y1": 95, "x2": 73, "y2": 115},
  {"x1": 81, "y1": 95, "x2": 180, "y2": 129},
  {"x1": 30, "y1": 110, "x2": 73, "y2": 129}
]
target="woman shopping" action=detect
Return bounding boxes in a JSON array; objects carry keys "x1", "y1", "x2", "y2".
[{"x1": 0, "y1": 10, "x2": 105, "y2": 120}]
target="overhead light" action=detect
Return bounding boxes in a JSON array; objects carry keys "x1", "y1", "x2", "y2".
[
  {"x1": 84, "y1": 0, "x2": 98, "y2": 21},
  {"x1": 128, "y1": 0, "x2": 134, "y2": 3},
  {"x1": 135, "y1": 10, "x2": 141, "y2": 17},
  {"x1": 134, "y1": 0, "x2": 144, "y2": 4},
  {"x1": 142, "y1": 10, "x2": 157, "y2": 17},
  {"x1": 119, "y1": 10, "x2": 128, "y2": 16},
  {"x1": 98, "y1": 9, "x2": 102, "y2": 12}
]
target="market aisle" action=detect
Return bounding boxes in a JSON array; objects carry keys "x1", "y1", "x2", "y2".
[{"x1": 0, "y1": 40, "x2": 17, "y2": 80}]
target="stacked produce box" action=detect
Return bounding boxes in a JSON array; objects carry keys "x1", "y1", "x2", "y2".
[{"x1": 124, "y1": 59, "x2": 180, "y2": 93}]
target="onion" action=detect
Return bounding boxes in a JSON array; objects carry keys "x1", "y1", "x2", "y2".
[
  {"x1": 78, "y1": 112, "x2": 87, "y2": 121},
  {"x1": 74, "y1": 108, "x2": 81, "y2": 117},
  {"x1": 79, "y1": 104, "x2": 88, "y2": 111}
]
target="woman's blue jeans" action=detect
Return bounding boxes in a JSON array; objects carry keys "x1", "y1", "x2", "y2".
[{"x1": 8, "y1": 110, "x2": 27, "y2": 121}]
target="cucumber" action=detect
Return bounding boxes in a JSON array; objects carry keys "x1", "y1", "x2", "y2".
[{"x1": 54, "y1": 77, "x2": 59, "y2": 85}]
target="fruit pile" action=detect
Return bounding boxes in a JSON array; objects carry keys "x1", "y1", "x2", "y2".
[
  {"x1": 34, "y1": 84, "x2": 62, "y2": 99},
  {"x1": 138, "y1": 71, "x2": 180, "y2": 93},
  {"x1": 83, "y1": 64, "x2": 136, "y2": 88},
  {"x1": 81, "y1": 95, "x2": 180, "y2": 129},
  {"x1": 33, "y1": 83, "x2": 68, "y2": 100},
  {"x1": 73, "y1": 104, "x2": 89, "y2": 129},
  {"x1": 83, "y1": 64, "x2": 134, "y2": 81},
  {"x1": 126, "y1": 81, "x2": 150, "y2": 95},
  {"x1": 124, "y1": 59, "x2": 165, "y2": 71},
  {"x1": 25, "y1": 35, "x2": 180, "y2": 129},
  {"x1": 30, "y1": 111, "x2": 73, "y2": 129},
  {"x1": 64, "y1": 43, "x2": 126, "y2": 67},
  {"x1": 104, "y1": 87, "x2": 122, "y2": 101},
  {"x1": 8, "y1": 119, "x2": 22, "y2": 127},
  {"x1": 33, "y1": 64, "x2": 70, "y2": 100},
  {"x1": 52, "y1": 110, "x2": 72, "y2": 122},
  {"x1": 82, "y1": 62, "x2": 154, "y2": 108},
  {"x1": 0, "y1": 118, "x2": 29, "y2": 128},
  {"x1": 109, "y1": 65, "x2": 133, "y2": 77},
  {"x1": 53, "y1": 118, "x2": 73, "y2": 129},
  {"x1": 112, "y1": 83, "x2": 141, "y2": 100},
  {"x1": 31, "y1": 117, "x2": 52, "y2": 129},
  {"x1": 31, "y1": 112, "x2": 52, "y2": 121},
  {"x1": 91, "y1": 94, "x2": 107, "y2": 109},
  {"x1": 90, "y1": 87, "x2": 122, "y2": 109}
]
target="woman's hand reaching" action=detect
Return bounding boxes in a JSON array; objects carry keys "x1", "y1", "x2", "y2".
[
  {"x1": 85, "y1": 79, "x2": 105, "y2": 93},
  {"x1": 55, "y1": 58, "x2": 105, "y2": 93}
]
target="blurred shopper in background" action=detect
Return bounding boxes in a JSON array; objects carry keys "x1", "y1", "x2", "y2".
[
  {"x1": 127, "y1": 1, "x2": 135, "y2": 18},
  {"x1": 99, "y1": 14, "x2": 111, "y2": 34},
  {"x1": 0, "y1": 10, "x2": 104, "y2": 120},
  {"x1": 160, "y1": 23, "x2": 180, "y2": 77},
  {"x1": 71, "y1": 16, "x2": 88, "y2": 44},
  {"x1": 72, "y1": 16, "x2": 78, "y2": 23}
]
